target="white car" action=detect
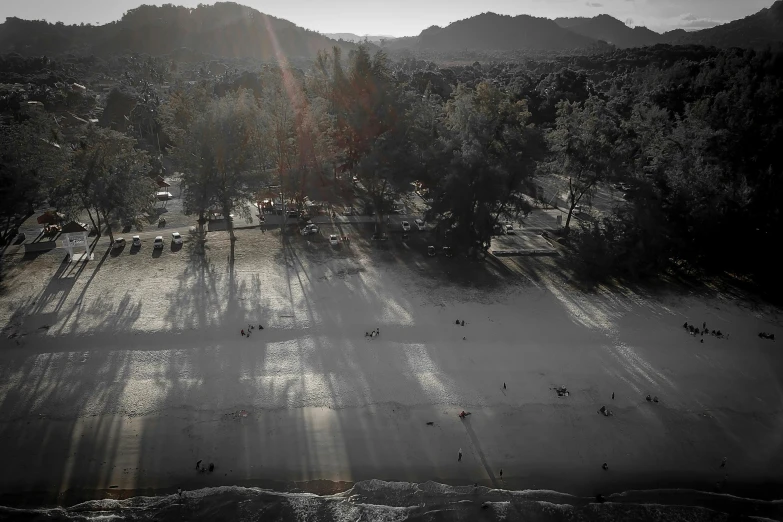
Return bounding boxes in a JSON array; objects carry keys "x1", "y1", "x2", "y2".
[
  {"x1": 132, "y1": 235, "x2": 141, "y2": 247},
  {"x1": 401, "y1": 221, "x2": 411, "y2": 232},
  {"x1": 171, "y1": 231, "x2": 183, "y2": 245},
  {"x1": 329, "y1": 234, "x2": 339, "y2": 246},
  {"x1": 414, "y1": 219, "x2": 425, "y2": 230},
  {"x1": 111, "y1": 237, "x2": 125, "y2": 249},
  {"x1": 153, "y1": 236, "x2": 164, "y2": 249},
  {"x1": 504, "y1": 223, "x2": 515, "y2": 234}
]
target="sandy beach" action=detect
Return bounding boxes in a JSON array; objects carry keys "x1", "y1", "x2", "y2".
[{"x1": 1, "y1": 228, "x2": 782, "y2": 507}]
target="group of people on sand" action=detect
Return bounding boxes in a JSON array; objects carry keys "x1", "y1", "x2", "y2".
[
  {"x1": 195, "y1": 460, "x2": 215, "y2": 473},
  {"x1": 758, "y1": 331, "x2": 776, "y2": 340},
  {"x1": 683, "y1": 321, "x2": 726, "y2": 341},
  {"x1": 241, "y1": 324, "x2": 264, "y2": 338},
  {"x1": 455, "y1": 319, "x2": 467, "y2": 339},
  {"x1": 365, "y1": 328, "x2": 380, "y2": 339}
]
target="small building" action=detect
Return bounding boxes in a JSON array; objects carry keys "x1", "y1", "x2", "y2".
[{"x1": 60, "y1": 221, "x2": 92, "y2": 261}]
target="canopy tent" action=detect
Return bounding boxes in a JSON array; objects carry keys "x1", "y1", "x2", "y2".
[{"x1": 37, "y1": 211, "x2": 64, "y2": 225}]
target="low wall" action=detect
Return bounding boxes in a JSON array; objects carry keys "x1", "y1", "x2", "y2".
[{"x1": 23, "y1": 241, "x2": 57, "y2": 253}]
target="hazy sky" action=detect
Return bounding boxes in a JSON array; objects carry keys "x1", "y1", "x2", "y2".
[{"x1": 0, "y1": 0, "x2": 776, "y2": 36}]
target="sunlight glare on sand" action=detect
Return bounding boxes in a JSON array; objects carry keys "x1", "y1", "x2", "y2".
[{"x1": 401, "y1": 343, "x2": 454, "y2": 402}]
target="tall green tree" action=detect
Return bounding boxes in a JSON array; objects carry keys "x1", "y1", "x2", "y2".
[
  {"x1": 169, "y1": 89, "x2": 266, "y2": 261},
  {"x1": 0, "y1": 111, "x2": 66, "y2": 244},
  {"x1": 64, "y1": 127, "x2": 154, "y2": 243},
  {"x1": 332, "y1": 45, "x2": 416, "y2": 229},
  {"x1": 426, "y1": 82, "x2": 539, "y2": 255},
  {"x1": 547, "y1": 97, "x2": 619, "y2": 233}
]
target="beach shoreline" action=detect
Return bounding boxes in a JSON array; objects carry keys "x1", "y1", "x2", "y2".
[
  {"x1": 2, "y1": 230, "x2": 782, "y2": 519},
  {"x1": 1, "y1": 402, "x2": 781, "y2": 509},
  {"x1": 2, "y1": 477, "x2": 782, "y2": 521}
]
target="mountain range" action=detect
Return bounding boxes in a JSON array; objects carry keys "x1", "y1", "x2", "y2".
[
  {"x1": 0, "y1": 0, "x2": 781, "y2": 61},
  {"x1": 390, "y1": 1, "x2": 783, "y2": 52},
  {"x1": 384, "y1": 13, "x2": 598, "y2": 52},
  {"x1": 553, "y1": 15, "x2": 688, "y2": 48}
]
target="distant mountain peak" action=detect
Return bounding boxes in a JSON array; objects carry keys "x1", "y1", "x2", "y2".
[
  {"x1": 0, "y1": 2, "x2": 359, "y2": 60},
  {"x1": 384, "y1": 11, "x2": 598, "y2": 52}
]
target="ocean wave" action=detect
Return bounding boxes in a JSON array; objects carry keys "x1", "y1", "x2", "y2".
[{"x1": 0, "y1": 480, "x2": 780, "y2": 522}]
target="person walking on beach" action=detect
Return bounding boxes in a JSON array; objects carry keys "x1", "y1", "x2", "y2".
[
  {"x1": 241, "y1": 329, "x2": 245, "y2": 337},
  {"x1": 612, "y1": 392, "x2": 615, "y2": 400},
  {"x1": 720, "y1": 457, "x2": 727, "y2": 468},
  {"x1": 503, "y1": 382, "x2": 506, "y2": 390},
  {"x1": 458, "y1": 448, "x2": 462, "y2": 462},
  {"x1": 499, "y1": 469, "x2": 503, "y2": 480},
  {"x1": 196, "y1": 459, "x2": 202, "y2": 470}
]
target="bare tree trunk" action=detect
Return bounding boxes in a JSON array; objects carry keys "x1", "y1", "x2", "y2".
[
  {"x1": 197, "y1": 210, "x2": 206, "y2": 238},
  {"x1": 101, "y1": 210, "x2": 114, "y2": 243},
  {"x1": 564, "y1": 199, "x2": 576, "y2": 233},
  {"x1": 224, "y1": 202, "x2": 235, "y2": 266},
  {"x1": 84, "y1": 206, "x2": 100, "y2": 238}
]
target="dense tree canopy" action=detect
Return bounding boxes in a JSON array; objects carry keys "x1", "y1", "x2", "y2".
[{"x1": 4, "y1": 40, "x2": 783, "y2": 292}]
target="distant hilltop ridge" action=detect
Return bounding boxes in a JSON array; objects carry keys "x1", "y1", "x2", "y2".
[
  {"x1": 1, "y1": 0, "x2": 781, "y2": 59},
  {"x1": 383, "y1": 2, "x2": 783, "y2": 51},
  {"x1": 0, "y1": 2, "x2": 360, "y2": 59}
]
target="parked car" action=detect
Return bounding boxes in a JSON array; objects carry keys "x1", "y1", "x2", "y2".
[
  {"x1": 171, "y1": 232, "x2": 183, "y2": 245},
  {"x1": 153, "y1": 236, "x2": 164, "y2": 249},
  {"x1": 443, "y1": 246, "x2": 454, "y2": 257},
  {"x1": 343, "y1": 206, "x2": 355, "y2": 216},
  {"x1": 414, "y1": 219, "x2": 425, "y2": 231},
  {"x1": 427, "y1": 245, "x2": 436, "y2": 257},
  {"x1": 401, "y1": 221, "x2": 411, "y2": 232},
  {"x1": 132, "y1": 235, "x2": 141, "y2": 247},
  {"x1": 287, "y1": 209, "x2": 300, "y2": 218},
  {"x1": 111, "y1": 237, "x2": 126, "y2": 249},
  {"x1": 504, "y1": 223, "x2": 515, "y2": 234},
  {"x1": 329, "y1": 234, "x2": 339, "y2": 246},
  {"x1": 300, "y1": 223, "x2": 319, "y2": 236}
]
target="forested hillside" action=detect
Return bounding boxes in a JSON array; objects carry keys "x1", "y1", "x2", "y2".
[
  {"x1": 0, "y1": 2, "x2": 358, "y2": 61},
  {"x1": 384, "y1": 2, "x2": 783, "y2": 53}
]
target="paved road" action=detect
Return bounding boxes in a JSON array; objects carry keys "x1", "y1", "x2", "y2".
[{"x1": 533, "y1": 174, "x2": 625, "y2": 217}]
